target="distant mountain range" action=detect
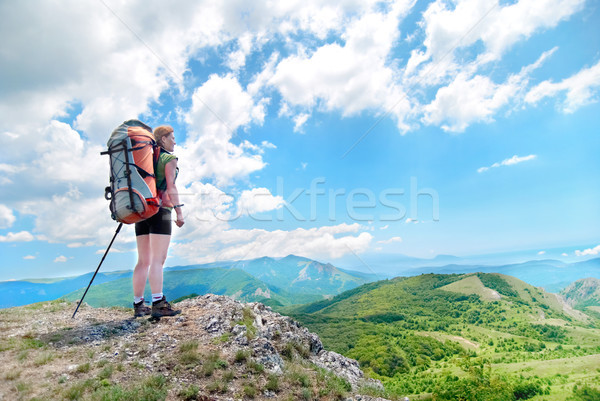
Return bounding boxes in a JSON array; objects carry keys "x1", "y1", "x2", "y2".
[
  {"x1": 0, "y1": 255, "x2": 375, "y2": 309},
  {"x1": 0, "y1": 270, "x2": 131, "y2": 309},
  {"x1": 1, "y1": 254, "x2": 598, "y2": 310},
  {"x1": 401, "y1": 258, "x2": 600, "y2": 293}
]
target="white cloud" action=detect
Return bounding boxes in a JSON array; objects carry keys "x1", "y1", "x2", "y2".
[
  {"x1": 478, "y1": 154, "x2": 536, "y2": 173},
  {"x1": 537, "y1": 250, "x2": 546, "y2": 255},
  {"x1": 180, "y1": 74, "x2": 269, "y2": 186},
  {"x1": 423, "y1": 73, "x2": 510, "y2": 132},
  {"x1": 293, "y1": 113, "x2": 311, "y2": 133},
  {"x1": 408, "y1": 0, "x2": 584, "y2": 82},
  {"x1": 380, "y1": 224, "x2": 389, "y2": 230},
  {"x1": 172, "y1": 223, "x2": 373, "y2": 263},
  {"x1": 68, "y1": 242, "x2": 97, "y2": 248},
  {"x1": 525, "y1": 60, "x2": 600, "y2": 113},
  {"x1": 226, "y1": 33, "x2": 255, "y2": 71},
  {"x1": 36, "y1": 121, "x2": 106, "y2": 184},
  {"x1": 236, "y1": 188, "x2": 285, "y2": 216},
  {"x1": 0, "y1": 164, "x2": 24, "y2": 174},
  {"x1": 575, "y1": 244, "x2": 600, "y2": 257},
  {"x1": 406, "y1": 0, "x2": 583, "y2": 132},
  {"x1": 95, "y1": 247, "x2": 132, "y2": 255},
  {"x1": 0, "y1": 231, "x2": 35, "y2": 242},
  {"x1": 480, "y1": 0, "x2": 584, "y2": 59},
  {"x1": 422, "y1": 47, "x2": 554, "y2": 133},
  {"x1": 18, "y1": 187, "x2": 123, "y2": 247},
  {"x1": 268, "y1": 1, "x2": 415, "y2": 132},
  {"x1": 54, "y1": 255, "x2": 68, "y2": 263},
  {"x1": 23, "y1": 255, "x2": 36, "y2": 260},
  {"x1": 377, "y1": 236, "x2": 403, "y2": 244},
  {"x1": 0, "y1": 204, "x2": 16, "y2": 229}
]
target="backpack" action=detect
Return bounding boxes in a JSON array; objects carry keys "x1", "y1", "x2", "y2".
[{"x1": 102, "y1": 120, "x2": 160, "y2": 224}]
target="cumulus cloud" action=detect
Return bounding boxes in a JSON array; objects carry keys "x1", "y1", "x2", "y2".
[
  {"x1": 422, "y1": 48, "x2": 555, "y2": 132},
  {"x1": 180, "y1": 74, "x2": 270, "y2": 186},
  {"x1": 54, "y1": 255, "x2": 68, "y2": 263},
  {"x1": 172, "y1": 223, "x2": 373, "y2": 263},
  {"x1": 423, "y1": 73, "x2": 509, "y2": 132},
  {"x1": 575, "y1": 245, "x2": 600, "y2": 257},
  {"x1": 18, "y1": 186, "x2": 125, "y2": 247},
  {"x1": 268, "y1": 1, "x2": 415, "y2": 131},
  {"x1": 478, "y1": 154, "x2": 536, "y2": 173},
  {"x1": 236, "y1": 188, "x2": 285, "y2": 216},
  {"x1": 0, "y1": 204, "x2": 16, "y2": 229},
  {"x1": 0, "y1": 231, "x2": 35, "y2": 242},
  {"x1": 407, "y1": 0, "x2": 584, "y2": 82},
  {"x1": 525, "y1": 60, "x2": 600, "y2": 113},
  {"x1": 23, "y1": 255, "x2": 36, "y2": 260}
]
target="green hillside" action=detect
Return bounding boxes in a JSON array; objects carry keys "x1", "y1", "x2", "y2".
[
  {"x1": 561, "y1": 278, "x2": 600, "y2": 319},
  {"x1": 64, "y1": 268, "x2": 322, "y2": 308},
  {"x1": 286, "y1": 273, "x2": 600, "y2": 400}
]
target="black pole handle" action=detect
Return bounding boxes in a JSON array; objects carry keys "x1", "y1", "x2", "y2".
[{"x1": 72, "y1": 222, "x2": 123, "y2": 319}]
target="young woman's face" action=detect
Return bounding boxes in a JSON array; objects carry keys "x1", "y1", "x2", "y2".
[{"x1": 162, "y1": 132, "x2": 176, "y2": 152}]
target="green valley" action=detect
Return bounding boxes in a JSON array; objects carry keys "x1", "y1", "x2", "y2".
[{"x1": 284, "y1": 273, "x2": 600, "y2": 400}]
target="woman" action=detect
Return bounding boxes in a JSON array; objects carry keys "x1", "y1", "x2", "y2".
[{"x1": 132, "y1": 125, "x2": 185, "y2": 318}]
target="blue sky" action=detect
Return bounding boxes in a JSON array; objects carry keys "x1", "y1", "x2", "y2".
[{"x1": 1, "y1": 0, "x2": 599, "y2": 281}]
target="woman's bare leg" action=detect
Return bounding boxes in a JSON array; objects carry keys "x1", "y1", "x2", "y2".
[
  {"x1": 133, "y1": 234, "x2": 151, "y2": 298},
  {"x1": 148, "y1": 233, "x2": 171, "y2": 295}
]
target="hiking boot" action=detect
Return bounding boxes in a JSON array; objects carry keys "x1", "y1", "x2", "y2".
[
  {"x1": 133, "y1": 300, "x2": 151, "y2": 317},
  {"x1": 152, "y1": 296, "x2": 181, "y2": 318}
]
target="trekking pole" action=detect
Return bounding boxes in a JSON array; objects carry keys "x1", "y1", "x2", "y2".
[{"x1": 72, "y1": 222, "x2": 123, "y2": 319}]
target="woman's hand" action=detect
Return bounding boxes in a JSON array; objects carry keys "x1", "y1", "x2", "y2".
[{"x1": 175, "y1": 211, "x2": 185, "y2": 227}]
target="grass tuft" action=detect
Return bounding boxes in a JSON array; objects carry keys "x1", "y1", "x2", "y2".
[
  {"x1": 243, "y1": 382, "x2": 257, "y2": 398},
  {"x1": 34, "y1": 351, "x2": 54, "y2": 366},
  {"x1": 76, "y1": 362, "x2": 91, "y2": 373},
  {"x1": 235, "y1": 349, "x2": 251, "y2": 363},
  {"x1": 179, "y1": 384, "x2": 200, "y2": 400},
  {"x1": 266, "y1": 374, "x2": 280, "y2": 392}
]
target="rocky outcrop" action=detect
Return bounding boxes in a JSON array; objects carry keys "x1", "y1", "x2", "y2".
[
  {"x1": 178, "y1": 295, "x2": 383, "y2": 391},
  {"x1": 0, "y1": 294, "x2": 389, "y2": 401}
]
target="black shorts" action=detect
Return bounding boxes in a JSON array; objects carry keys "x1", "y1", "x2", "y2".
[{"x1": 135, "y1": 208, "x2": 172, "y2": 236}]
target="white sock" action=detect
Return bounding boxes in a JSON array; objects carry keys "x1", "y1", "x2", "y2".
[
  {"x1": 152, "y1": 293, "x2": 163, "y2": 302},
  {"x1": 134, "y1": 296, "x2": 144, "y2": 304}
]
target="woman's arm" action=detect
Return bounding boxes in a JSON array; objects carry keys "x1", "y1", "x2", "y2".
[{"x1": 165, "y1": 159, "x2": 184, "y2": 227}]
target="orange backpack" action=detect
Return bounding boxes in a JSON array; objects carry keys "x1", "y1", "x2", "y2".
[{"x1": 102, "y1": 120, "x2": 160, "y2": 224}]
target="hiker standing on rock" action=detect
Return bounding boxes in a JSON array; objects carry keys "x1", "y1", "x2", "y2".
[{"x1": 132, "y1": 125, "x2": 184, "y2": 318}]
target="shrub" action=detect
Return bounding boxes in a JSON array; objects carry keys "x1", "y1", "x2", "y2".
[
  {"x1": 572, "y1": 385, "x2": 600, "y2": 401},
  {"x1": 513, "y1": 381, "x2": 542, "y2": 400}
]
